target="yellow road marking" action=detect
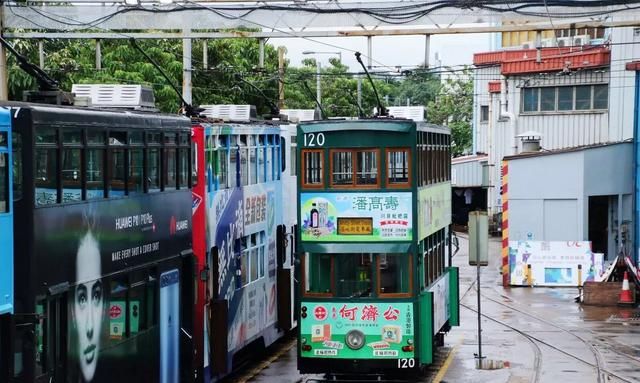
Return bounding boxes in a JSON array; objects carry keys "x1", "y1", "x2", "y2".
[{"x1": 432, "y1": 338, "x2": 462, "y2": 383}]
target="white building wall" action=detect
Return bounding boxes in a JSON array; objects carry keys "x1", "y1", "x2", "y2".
[
  {"x1": 609, "y1": 26, "x2": 640, "y2": 141},
  {"x1": 473, "y1": 66, "x2": 501, "y2": 154}
]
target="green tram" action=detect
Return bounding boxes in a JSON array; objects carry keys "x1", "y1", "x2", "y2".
[{"x1": 295, "y1": 118, "x2": 459, "y2": 375}]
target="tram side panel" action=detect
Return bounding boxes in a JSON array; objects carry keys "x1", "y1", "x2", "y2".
[
  {"x1": 9, "y1": 105, "x2": 194, "y2": 383},
  {"x1": 202, "y1": 126, "x2": 286, "y2": 381},
  {"x1": 0, "y1": 109, "x2": 13, "y2": 383}
]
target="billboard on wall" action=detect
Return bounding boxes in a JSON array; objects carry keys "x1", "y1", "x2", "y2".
[
  {"x1": 300, "y1": 301, "x2": 414, "y2": 359},
  {"x1": 300, "y1": 192, "x2": 413, "y2": 242},
  {"x1": 509, "y1": 241, "x2": 605, "y2": 287},
  {"x1": 417, "y1": 183, "x2": 452, "y2": 240}
]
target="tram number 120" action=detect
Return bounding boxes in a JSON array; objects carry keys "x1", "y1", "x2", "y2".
[
  {"x1": 303, "y1": 133, "x2": 325, "y2": 147},
  {"x1": 398, "y1": 358, "x2": 415, "y2": 369}
]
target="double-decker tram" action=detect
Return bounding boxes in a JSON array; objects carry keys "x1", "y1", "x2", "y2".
[
  {"x1": 6, "y1": 101, "x2": 195, "y2": 383},
  {"x1": 191, "y1": 109, "x2": 296, "y2": 382},
  {"x1": 296, "y1": 118, "x2": 459, "y2": 376},
  {"x1": 0, "y1": 107, "x2": 14, "y2": 383}
]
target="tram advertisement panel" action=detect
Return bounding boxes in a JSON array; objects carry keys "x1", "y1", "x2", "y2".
[
  {"x1": 33, "y1": 192, "x2": 192, "y2": 285},
  {"x1": 32, "y1": 192, "x2": 191, "y2": 382},
  {"x1": 300, "y1": 302, "x2": 414, "y2": 359},
  {"x1": 300, "y1": 192, "x2": 413, "y2": 242},
  {"x1": 207, "y1": 182, "x2": 281, "y2": 352},
  {"x1": 417, "y1": 182, "x2": 452, "y2": 240}
]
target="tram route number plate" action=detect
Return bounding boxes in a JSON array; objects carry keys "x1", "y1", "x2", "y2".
[
  {"x1": 397, "y1": 358, "x2": 415, "y2": 368},
  {"x1": 337, "y1": 217, "x2": 373, "y2": 235}
]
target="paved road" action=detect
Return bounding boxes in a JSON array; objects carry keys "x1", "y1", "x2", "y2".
[{"x1": 226, "y1": 233, "x2": 640, "y2": 383}]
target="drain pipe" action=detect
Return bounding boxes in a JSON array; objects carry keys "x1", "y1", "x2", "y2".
[{"x1": 500, "y1": 76, "x2": 517, "y2": 155}]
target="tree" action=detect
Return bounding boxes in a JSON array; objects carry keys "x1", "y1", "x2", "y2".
[{"x1": 427, "y1": 69, "x2": 473, "y2": 157}]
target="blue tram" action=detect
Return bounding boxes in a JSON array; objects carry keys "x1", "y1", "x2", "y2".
[{"x1": 0, "y1": 107, "x2": 14, "y2": 383}]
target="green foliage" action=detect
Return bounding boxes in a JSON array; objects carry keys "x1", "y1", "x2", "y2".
[
  {"x1": 5, "y1": 39, "x2": 460, "y2": 128},
  {"x1": 427, "y1": 69, "x2": 473, "y2": 157}
]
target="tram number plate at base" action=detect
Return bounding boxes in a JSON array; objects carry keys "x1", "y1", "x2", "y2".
[{"x1": 397, "y1": 358, "x2": 415, "y2": 368}]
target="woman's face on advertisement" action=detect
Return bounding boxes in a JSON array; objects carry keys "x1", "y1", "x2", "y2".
[{"x1": 74, "y1": 232, "x2": 103, "y2": 382}]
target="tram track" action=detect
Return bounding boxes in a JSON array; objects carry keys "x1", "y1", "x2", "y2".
[
  {"x1": 459, "y1": 279, "x2": 542, "y2": 383},
  {"x1": 485, "y1": 287, "x2": 640, "y2": 379},
  {"x1": 481, "y1": 288, "x2": 604, "y2": 383},
  {"x1": 461, "y1": 287, "x2": 637, "y2": 383}
]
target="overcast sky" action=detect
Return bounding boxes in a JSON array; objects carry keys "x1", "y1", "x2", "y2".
[{"x1": 270, "y1": 33, "x2": 494, "y2": 72}]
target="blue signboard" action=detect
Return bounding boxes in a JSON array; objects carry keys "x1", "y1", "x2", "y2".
[{"x1": 0, "y1": 108, "x2": 13, "y2": 315}]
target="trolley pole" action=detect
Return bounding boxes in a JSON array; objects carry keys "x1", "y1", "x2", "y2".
[{"x1": 469, "y1": 211, "x2": 488, "y2": 368}]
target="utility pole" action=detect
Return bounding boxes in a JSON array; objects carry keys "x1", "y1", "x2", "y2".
[
  {"x1": 38, "y1": 40, "x2": 45, "y2": 69},
  {"x1": 182, "y1": 30, "x2": 192, "y2": 105},
  {"x1": 203, "y1": 39, "x2": 208, "y2": 70},
  {"x1": 95, "y1": 39, "x2": 102, "y2": 70},
  {"x1": 278, "y1": 46, "x2": 286, "y2": 109},
  {"x1": 259, "y1": 38, "x2": 265, "y2": 69}
]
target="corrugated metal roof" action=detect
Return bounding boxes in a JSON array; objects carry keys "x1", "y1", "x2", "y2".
[{"x1": 503, "y1": 140, "x2": 631, "y2": 161}]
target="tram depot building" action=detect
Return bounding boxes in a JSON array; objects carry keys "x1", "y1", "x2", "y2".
[{"x1": 452, "y1": 25, "x2": 640, "y2": 285}]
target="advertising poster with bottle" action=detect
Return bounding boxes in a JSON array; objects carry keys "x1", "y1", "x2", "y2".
[
  {"x1": 300, "y1": 192, "x2": 413, "y2": 242},
  {"x1": 299, "y1": 301, "x2": 415, "y2": 359}
]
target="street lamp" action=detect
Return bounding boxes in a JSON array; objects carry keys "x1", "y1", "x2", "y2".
[{"x1": 302, "y1": 51, "x2": 342, "y2": 119}]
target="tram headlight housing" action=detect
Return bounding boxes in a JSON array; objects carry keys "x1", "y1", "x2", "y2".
[
  {"x1": 345, "y1": 330, "x2": 365, "y2": 350},
  {"x1": 407, "y1": 338, "x2": 413, "y2": 345}
]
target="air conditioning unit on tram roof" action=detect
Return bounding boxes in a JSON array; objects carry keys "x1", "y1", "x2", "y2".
[
  {"x1": 199, "y1": 104, "x2": 258, "y2": 122},
  {"x1": 71, "y1": 84, "x2": 156, "y2": 110},
  {"x1": 280, "y1": 109, "x2": 316, "y2": 122},
  {"x1": 387, "y1": 106, "x2": 425, "y2": 122}
]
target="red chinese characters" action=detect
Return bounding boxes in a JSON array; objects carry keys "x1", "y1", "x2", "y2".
[
  {"x1": 383, "y1": 306, "x2": 400, "y2": 321},
  {"x1": 339, "y1": 305, "x2": 358, "y2": 321},
  {"x1": 361, "y1": 305, "x2": 379, "y2": 321}
]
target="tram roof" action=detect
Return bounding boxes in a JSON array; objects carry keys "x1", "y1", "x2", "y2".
[
  {"x1": 197, "y1": 121, "x2": 287, "y2": 135},
  {"x1": 1, "y1": 101, "x2": 191, "y2": 130},
  {"x1": 299, "y1": 118, "x2": 449, "y2": 135}
]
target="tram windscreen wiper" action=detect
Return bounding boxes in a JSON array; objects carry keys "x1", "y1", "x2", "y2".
[{"x1": 0, "y1": 36, "x2": 60, "y2": 91}]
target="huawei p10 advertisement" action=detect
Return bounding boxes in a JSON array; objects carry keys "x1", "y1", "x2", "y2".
[{"x1": 33, "y1": 191, "x2": 191, "y2": 382}]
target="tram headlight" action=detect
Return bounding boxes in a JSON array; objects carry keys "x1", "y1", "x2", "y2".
[{"x1": 345, "y1": 330, "x2": 365, "y2": 350}]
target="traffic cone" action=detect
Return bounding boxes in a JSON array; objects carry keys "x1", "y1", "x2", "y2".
[{"x1": 618, "y1": 272, "x2": 635, "y2": 306}]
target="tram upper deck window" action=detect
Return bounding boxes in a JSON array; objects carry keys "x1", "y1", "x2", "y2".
[
  {"x1": 304, "y1": 253, "x2": 332, "y2": 296},
  {"x1": 301, "y1": 149, "x2": 323, "y2": 188},
  {"x1": 216, "y1": 135, "x2": 228, "y2": 189},
  {"x1": 12, "y1": 133, "x2": 21, "y2": 201},
  {"x1": 356, "y1": 150, "x2": 378, "y2": 186},
  {"x1": 62, "y1": 147, "x2": 82, "y2": 202},
  {"x1": 35, "y1": 128, "x2": 58, "y2": 206},
  {"x1": 335, "y1": 254, "x2": 372, "y2": 298},
  {"x1": 378, "y1": 254, "x2": 412, "y2": 297},
  {"x1": 386, "y1": 148, "x2": 411, "y2": 188},
  {"x1": 266, "y1": 136, "x2": 273, "y2": 182},
  {"x1": 249, "y1": 135, "x2": 257, "y2": 185},
  {"x1": 35, "y1": 147, "x2": 57, "y2": 206},
  {"x1": 109, "y1": 132, "x2": 126, "y2": 197},
  {"x1": 331, "y1": 150, "x2": 352, "y2": 186},
  {"x1": 129, "y1": 145, "x2": 144, "y2": 195}
]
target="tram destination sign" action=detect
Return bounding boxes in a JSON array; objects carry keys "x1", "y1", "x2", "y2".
[
  {"x1": 337, "y1": 217, "x2": 373, "y2": 235},
  {"x1": 300, "y1": 192, "x2": 412, "y2": 242}
]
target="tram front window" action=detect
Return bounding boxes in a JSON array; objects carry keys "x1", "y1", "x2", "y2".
[
  {"x1": 335, "y1": 254, "x2": 372, "y2": 298},
  {"x1": 378, "y1": 254, "x2": 411, "y2": 296},
  {"x1": 304, "y1": 254, "x2": 332, "y2": 295}
]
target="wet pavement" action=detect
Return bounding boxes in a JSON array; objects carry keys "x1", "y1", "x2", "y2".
[{"x1": 229, "y1": 233, "x2": 640, "y2": 383}]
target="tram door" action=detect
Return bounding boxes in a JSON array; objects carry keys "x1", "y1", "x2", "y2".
[
  {"x1": 160, "y1": 269, "x2": 180, "y2": 383},
  {"x1": 35, "y1": 294, "x2": 67, "y2": 383}
]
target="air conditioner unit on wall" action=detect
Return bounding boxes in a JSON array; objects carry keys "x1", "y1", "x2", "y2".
[
  {"x1": 522, "y1": 41, "x2": 534, "y2": 49},
  {"x1": 556, "y1": 37, "x2": 572, "y2": 47},
  {"x1": 573, "y1": 34, "x2": 591, "y2": 46}
]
